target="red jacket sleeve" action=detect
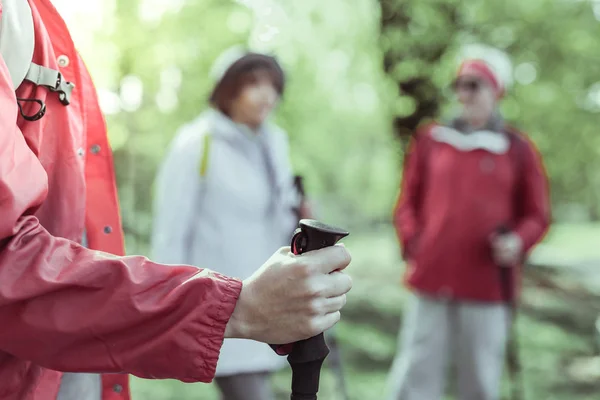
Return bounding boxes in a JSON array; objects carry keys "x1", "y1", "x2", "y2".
[
  {"x1": 392, "y1": 132, "x2": 425, "y2": 259},
  {"x1": 0, "y1": 56, "x2": 241, "y2": 383},
  {"x1": 514, "y1": 137, "x2": 551, "y2": 253}
]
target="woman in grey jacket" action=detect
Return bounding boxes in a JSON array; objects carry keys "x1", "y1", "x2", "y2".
[{"x1": 151, "y1": 47, "x2": 311, "y2": 400}]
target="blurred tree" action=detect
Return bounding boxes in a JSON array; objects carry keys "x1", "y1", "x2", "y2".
[
  {"x1": 82, "y1": 0, "x2": 600, "y2": 258},
  {"x1": 378, "y1": 0, "x2": 600, "y2": 221},
  {"x1": 64, "y1": 0, "x2": 600, "y2": 398},
  {"x1": 379, "y1": 0, "x2": 462, "y2": 147}
]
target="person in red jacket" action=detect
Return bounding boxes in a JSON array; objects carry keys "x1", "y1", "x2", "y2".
[
  {"x1": 0, "y1": 1, "x2": 352, "y2": 399},
  {"x1": 384, "y1": 57, "x2": 550, "y2": 400}
]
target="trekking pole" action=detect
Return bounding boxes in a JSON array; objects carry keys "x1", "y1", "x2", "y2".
[
  {"x1": 271, "y1": 219, "x2": 350, "y2": 400},
  {"x1": 496, "y1": 225, "x2": 524, "y2": 400},
  {"x1": 292, "y1": 176, "x2": 350, "y2": 400}
]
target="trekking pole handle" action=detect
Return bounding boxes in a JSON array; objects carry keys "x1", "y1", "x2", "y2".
[{"x1": 270, "y1": 219, "x2": 349, "y2": 400}]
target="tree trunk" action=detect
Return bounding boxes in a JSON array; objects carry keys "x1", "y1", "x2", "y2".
[{"x1": 378, "y1": 0, "x2": 462, "y2": 149}]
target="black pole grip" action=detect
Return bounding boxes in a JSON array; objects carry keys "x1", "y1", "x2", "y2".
[{"x1": 272, "y1": 219, "x2": 349, "y2": 400}]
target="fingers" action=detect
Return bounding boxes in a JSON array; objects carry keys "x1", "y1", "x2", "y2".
[
  {"x1": 278, "y1": 246, "x2": 292, "y2": 255},
  {"x1": 308, "y1": 294, "x2": 347, "y2": 315},
  {"x1": 298, "y1": 244, "x2": 352, "y2": 274},
  {"x1": 491, "y1": 234, "x2": 522, "y2": 267},
  {"x1": 493, "y1": 248, "x2": 518, "y2": 266},
  {"x1": 492, "y1": 233, "x2": 522, "y2": 252},
  {"x1": 309, "y1": 311, "x2": 341, "y2": 336},
  {"x1": 312, "y1": 271, "x2": 353, "y2": 298}
]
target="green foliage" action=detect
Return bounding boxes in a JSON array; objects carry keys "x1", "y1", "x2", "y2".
[
  {"x1": 379, "y1": 0, "x2": 600, "y2": 220},
  {"x1": 73, "y1": 0, "x2": 600, "y2": 253},
  {"x1": 82, "y1": 0, "x2": 402, "y2": 254},
  {"x1": 78, "y1": 0, "x2": 600, "y2": 252},
  {"x1": 61, "y1": 0, "x2": 600, "y2": 398},
  {"x1": 130, "y1": 224, "x2": 600, "y2": 399}
]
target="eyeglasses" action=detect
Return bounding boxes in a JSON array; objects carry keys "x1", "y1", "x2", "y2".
[{"x1": 452, "y1": 79, "x2": 482, "y2": 93}]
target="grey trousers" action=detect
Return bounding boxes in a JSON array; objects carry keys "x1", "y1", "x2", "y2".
[
  {"x1": 56, "y1": 373, "x2": 101, "y2": 400},
  {"x1": 384, "y1": 294, "x2": 510, "y2": 400},
  {"x1": 56, "y1": 233, "x2": 103, "y2": 400},
  {"x1": 215, "y1": 371, "x2": 274, "y2": 400}
]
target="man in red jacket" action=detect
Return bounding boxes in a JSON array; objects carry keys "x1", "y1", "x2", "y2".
[
  {"x1": 0, "y1": 1, "x2": 352, "y2": 399},
  {"x1": 385, "y1": 57, "x2": 550, "y2": 399}
]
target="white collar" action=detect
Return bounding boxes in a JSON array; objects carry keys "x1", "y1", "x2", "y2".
[
  {"x1": 205, "y1": 107, "x2": 272, "y2": 141},
  {"x1": 431, "y1": 125, "x2": 510, "y2": 154}
]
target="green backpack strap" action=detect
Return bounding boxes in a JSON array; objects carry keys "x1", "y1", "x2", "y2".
[{"x1": 198, "y1": 133, "x2": 213, "y2": 177}]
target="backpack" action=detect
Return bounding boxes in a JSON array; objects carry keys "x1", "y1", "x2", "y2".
[{"x1": 0, "y1": 0, "x2": 74, "y2": 121}]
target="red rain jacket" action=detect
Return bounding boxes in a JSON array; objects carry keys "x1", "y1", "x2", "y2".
[
  {"x1": 0, "y1": 1, "x2": 242, "y2": 398},
  {"x1": 393, "y1": 122, "x2": 551, "y2": 302}
]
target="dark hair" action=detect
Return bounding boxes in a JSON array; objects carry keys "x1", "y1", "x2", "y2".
[{"x1": 209, "y1": 53, "x2": 286, "y2": 117}]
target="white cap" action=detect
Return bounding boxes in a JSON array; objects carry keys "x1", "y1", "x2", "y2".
[
  {"x1": 209, "y1": 45, "x2": 249, "y2": 83},
  {"x1": 457, "y1": 43, "x2": 514, "y2": 90}
]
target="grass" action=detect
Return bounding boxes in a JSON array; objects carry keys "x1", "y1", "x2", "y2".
[
  {"x1": 532, "y1": 222, "x2": 600, "y2": 266},
  {"x1": 130, "y1": 222, "x2": 600, "y2": 399}
]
